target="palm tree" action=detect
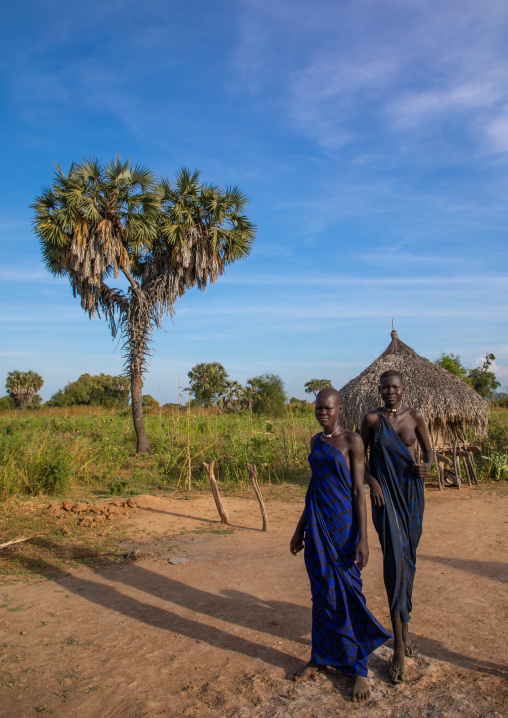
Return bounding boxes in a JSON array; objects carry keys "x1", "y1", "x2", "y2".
[
  {"x1": 304, "y1": 379, "x2": 333, "y2": 396},
  {"x1": 223, "y1": 380, "x2": 242, "y2": 410},
  {"x1": 238, "y1": 384, "x2": 257, "y2": 412},
  {"x1": 187, "y1": 362, "x2": 229, "y2": 407},
  {"x1": 32, "y1": 159, "x2": 255, "y2": 453},
  {"x1": 6, "y1": 370, "x2": 44, "y2": 410}
]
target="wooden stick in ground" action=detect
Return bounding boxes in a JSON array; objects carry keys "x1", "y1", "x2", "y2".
[
  {"x1": 467, "y1": 452, "x2": 478, "y2": 485},
  {"x1": 0, "y1": 536, "x2": 37, "y2": 550},
  {"x1": 246, "y1": 462, "x2": 268, "y2": 532},
  {"x1": 202, "y1": 461, "x2": 229, "y2": 524},
  {"x1": 453, "y1": 436, "x2": 462, "y2": 489},
  {"x1": 429, "y1": 427, "x2": 443, "y2": 491}
]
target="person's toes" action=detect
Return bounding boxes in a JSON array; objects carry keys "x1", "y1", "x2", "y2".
[
  {"x1": 293, "y1": 662, "x2": 321, "y2": 682},
  {"x1": 404, "y1": 642, "x2": 418, "y2": 657},
  {"x1": 389, "y1": 663, "x2": 406, "y2": 683}
]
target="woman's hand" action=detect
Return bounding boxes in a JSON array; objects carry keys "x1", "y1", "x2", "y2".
[
  {"x1": 290, "y1": 529, "x2": 304, "y2": 555},
  {"x1": 354, "y1": 538, "x2": 369, "y2": 569},
  {"x1": 369, "y1": 478, "x2": 385, "y2": 506},
  {"x1": 412, "y1": 462, "x2": 432, "y2": 478}
]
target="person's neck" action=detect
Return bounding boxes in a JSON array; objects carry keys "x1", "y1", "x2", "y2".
[
  {"x1": 322, "y1": 423, "x2": 340, "y2": 438},
  {"x1": 383, "y1": 402, "x2": 402, "y2": 414}
]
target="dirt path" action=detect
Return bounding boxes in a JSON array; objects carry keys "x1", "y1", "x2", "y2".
[{"x1": 1, "y1": 487, "x2": 507, "y2": 717}]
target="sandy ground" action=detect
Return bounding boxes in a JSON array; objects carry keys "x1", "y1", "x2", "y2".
[{"x1": 0, "y1": 486, "x2": 507, "y2": 718}]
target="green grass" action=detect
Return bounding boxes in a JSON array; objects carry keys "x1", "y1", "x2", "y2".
[
  {"x1": 0, "y1": 500, "x2": 130, "y2": 583},
  {"x1": 475, "y1": 407, "x2": 508, "y2": 481},
  {"x1": 0, "y1": 405, "x2": 315, "y2": 499},
  {"x1": 0, "y1": 404, "x2": 505, "y2": 582}
]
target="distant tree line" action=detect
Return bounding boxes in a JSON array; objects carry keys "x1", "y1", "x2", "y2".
[
  {"x1": 1, "y1": 366, "x2": 296, "y2": 417},
  {"x1": 46, "y1": 374, "x2": 130, "y2": 408},
  {"x1": 435, "y1": 352, "x2": 501, "y2": 399},
  {"x1": 186, "y1": 362, "x2": 288, "y2": 416}
]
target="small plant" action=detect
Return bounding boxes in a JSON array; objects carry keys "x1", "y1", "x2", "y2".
[
  {"x1": 107, "y1": 477, "x2": 129, "y2": 495},
  {"x1": 481, "y1": 451, "x2": 508, "y2": 481}
]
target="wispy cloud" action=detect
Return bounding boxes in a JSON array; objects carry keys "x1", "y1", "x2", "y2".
[
  {"x1": 0, "y1": 267, "x2": 64, "y2": 283},
  {"x1": 238, "y1": 0, "x2": 508, "y2": 156}
]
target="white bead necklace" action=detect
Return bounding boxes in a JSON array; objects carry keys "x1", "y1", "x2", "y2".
[{"x1": 322, "y1": 425, "x2": 340, "y2": 439}]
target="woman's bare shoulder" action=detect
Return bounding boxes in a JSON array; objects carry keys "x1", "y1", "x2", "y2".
[{"x1": 361, "y1": 409, "x2": 381, "y2": 427}]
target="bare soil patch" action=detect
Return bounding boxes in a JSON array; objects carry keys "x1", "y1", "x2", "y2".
[{"x1": 0, "y1": 486, "x2": 507, "y2": 717}]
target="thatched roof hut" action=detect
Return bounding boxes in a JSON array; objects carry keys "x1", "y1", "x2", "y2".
[{"x1": 339, "y1": 330, "x2": 488, "y2": 444}]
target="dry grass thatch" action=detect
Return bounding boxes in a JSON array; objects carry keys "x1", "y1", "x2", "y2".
[{"x1": 339, "y1": 330, "x2": 488, "y2": 441}]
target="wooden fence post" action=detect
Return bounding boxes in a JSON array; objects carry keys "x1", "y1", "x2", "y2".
[
  {"x1": 246, "y1": 463, "x2": 268, "y2": 532},
  {"x1": 202, "y1": 461, "x2": 229, "y2": 525}
]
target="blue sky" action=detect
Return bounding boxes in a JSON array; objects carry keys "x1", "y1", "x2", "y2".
[{"x1": 1, "y1": 0, "x2": 507, "y2": 402}]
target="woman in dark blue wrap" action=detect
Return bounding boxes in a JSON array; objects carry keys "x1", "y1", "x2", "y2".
[
  {"x1": 291, "y1": 389, "x2": 390, "y2": 702},
  {"x1": 361, "y1": 370, "x2": 433, "y2": 684}
]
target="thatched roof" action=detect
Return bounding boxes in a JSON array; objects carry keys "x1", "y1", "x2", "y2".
[{"x1": 339, "y1": 330, "x2": 488, "y2": 439}]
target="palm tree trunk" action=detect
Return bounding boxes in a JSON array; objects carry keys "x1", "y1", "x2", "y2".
[{"x1": 131, "y1": 363, "x2": 151, "y2": 454}]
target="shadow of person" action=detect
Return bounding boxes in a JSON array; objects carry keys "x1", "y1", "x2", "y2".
[
  {"x1": 135, "y1": 505, "x2": 263, "y2": 531},
  {"x1": 92, "y1": 562, "x2": 312, "y2": 647},
  {"x1": 409, "y1": 633, "x2": 507, "y2": 681},
  {"x1": 418, "y1": 553, "x2": 508, "y2": 583},
  {"x1": 13, "y1": 552, "x2": 298, "y2": 675}
]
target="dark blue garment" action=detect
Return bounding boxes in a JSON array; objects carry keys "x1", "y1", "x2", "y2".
[
  {"x1": 304, "y1": 435, "x2": 391, "y2": 676},
  {"x1": 370, "y1": 414, "x2": 425, "y2": 623}
]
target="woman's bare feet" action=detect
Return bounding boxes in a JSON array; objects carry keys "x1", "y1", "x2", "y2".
[
  {"x1": 293, "y1": 661, "x2": 323, "y2": 682},
  {"x1": 352, "y1": 675, "x2": 370, "y2": 702}
]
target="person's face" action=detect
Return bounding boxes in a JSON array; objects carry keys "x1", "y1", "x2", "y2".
[
  {"x1": 379, "y1": 376, "x2": 404, "y2": 406},
  {"x1": 315, "y1": 393, "x2": 341, "y2": 431}
]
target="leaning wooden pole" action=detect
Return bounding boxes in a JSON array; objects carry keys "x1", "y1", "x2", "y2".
[
  {"x1": 429, "y1": 426, "x2": 443, "y2": 491},
  {"x1": 202, "y1": 461, "x2": 229, "y2": 525},
  {"x1": 246, "y1": 462, "x2": 268, "y2": 532},
  {"x1": 452, "y1": 436, "x2": 462, "y2": 489}
]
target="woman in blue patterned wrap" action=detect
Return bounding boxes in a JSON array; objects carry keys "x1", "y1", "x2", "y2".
[
  {"x1": 290, "y1": 388, "x2": 390, "y2": 702},
  {"x1": 361, "y1": 370, "x2": 433, "y2": 684}
]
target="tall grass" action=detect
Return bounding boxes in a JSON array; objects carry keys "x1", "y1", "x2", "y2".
[
  {"x1": 2, "y1": 405, "x2": 505, "y2": 498},
  {"x1": 0, "y1": 405, "x2": 316, "y2": 498}
]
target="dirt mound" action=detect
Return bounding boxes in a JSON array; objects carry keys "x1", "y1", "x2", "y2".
[{"x1": 44, "y1": 497, "x2": 138, "y2": 528}]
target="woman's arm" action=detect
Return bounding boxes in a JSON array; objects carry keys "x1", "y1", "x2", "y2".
[
  {"x1": 290, "y1": 510, "x2": 306, "y2": 555},
  {"x1": 350, "y1": 433, "x2": 369, "y2": 569},
  {"x1": 360, "y1": 414, "x2": 385, "y2": 506},
  {"x1": 412, "y1": 411, "x2": 434, "y2": 478}
]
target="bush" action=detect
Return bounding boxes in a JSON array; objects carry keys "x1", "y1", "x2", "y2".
[
  {"x1": 248, "y1": 373, "x2": 286, "y2": 417},
  {"x1": 35, "y1": 447, "x2": 74, "y2": 494},
  {"x1": 0, "y1": 395, "x2": 14, "y2": 411},
  {"x1": 142, "y1": 394, "x2": 160, "y2": 408}
]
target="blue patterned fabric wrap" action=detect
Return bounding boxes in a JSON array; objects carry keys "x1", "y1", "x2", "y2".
[
  {"x1": 369, "y1": 414, "x2": 424, "y2": 623},
  {"x1": 304, "y1": 435, "x2": 391, "y2": 676}
]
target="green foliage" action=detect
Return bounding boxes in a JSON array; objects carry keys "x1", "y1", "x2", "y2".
[
  {"x1": 289, "y1": 398, "x2": 314, "y2": 416},
  {"x1": 468, "y1": 369, "x2": 500, "y2": 399},
  {"x1": 0, "y1": 405, "x2": 314, "y2": 497},
  {"x1": 475, "y1": 407, "x2": 508, "y2": 482},
  {"x1": 107, "y1": 477, "x2": 129, "y2": 495},
  {"x1": 304, "y1": 379, "x2": 333, "y2": 396},
  {"x1": 248, "y1": 373, "x2": 287, "y2": 416},
  {"x1": 480, "y1": 451, "x2": 508, "y2": 480},
  {"x1": 0, "y1": 395, "x2": 15, "y2": 411},
  {"x1": 29, "y1": 394, "x2": 44, "y2": 409},
  {"x1": 142, "y1": 394, "x2": 160, "y2": 408},
  {"x1": 436, "y1": 351, "x2": 500, "y2": 399},
  {"x1": 435, "y1": 353, "x2": 469, "y2": 380},
  {"x1": 36, "y1": 448, "x2": 74, "y2": 494},
  {"x1": 187, "y1": 362, "x2": 229, "y2": 406},
  {"x1": 5, "y1": 370, "x2": 44, "y2": 410},
  {"x1": 32, "y1": 158, "x2": 256, "y2": 453},
  {"x1": 47, "y1": 373, "x2": 130, "y2": 408}
]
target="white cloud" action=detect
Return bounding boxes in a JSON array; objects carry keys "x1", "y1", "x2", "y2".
[{"x1": 486, "y1": 105, "x2": 508, "y2": 153}]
